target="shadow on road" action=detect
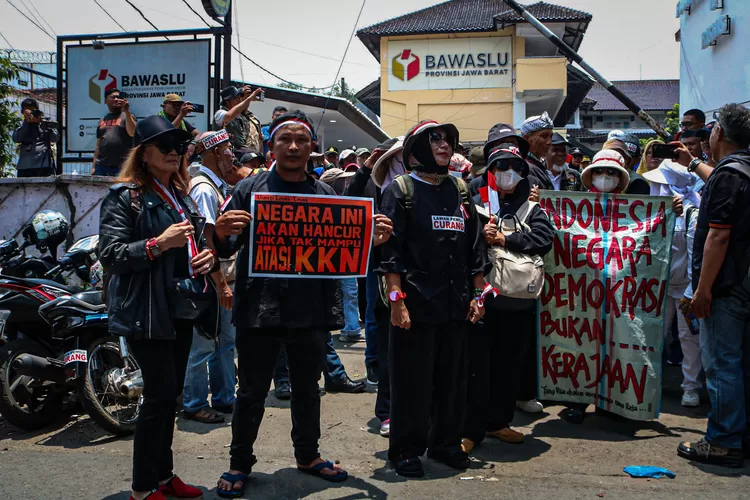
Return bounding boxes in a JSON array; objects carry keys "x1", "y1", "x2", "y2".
[{"x1": 0, "y1": 413, "x2": 125, "y2": 449}]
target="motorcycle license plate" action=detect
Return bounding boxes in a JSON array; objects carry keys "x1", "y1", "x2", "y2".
[{"x1": 0, "y1": 310, "x2": 9, "y2": 342}]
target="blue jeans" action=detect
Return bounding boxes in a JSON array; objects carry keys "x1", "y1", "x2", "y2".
[
  {"x1": 340, "y1": 278, "x2": 361, "y2": 336},
  {"x1": 324, "y1": 331, "x2": 347, "y2": 385},
  {"x1": 183, "y1": 304, "x2": 237, "y2": 412},
  {"x1": 364, "y1": 270, "x2": 380, "y2": 367},
  {"x1": 700, "y1": 282, "x2": 750, "y2": 449}
]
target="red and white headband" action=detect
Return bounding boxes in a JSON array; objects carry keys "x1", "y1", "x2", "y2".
[
  {"x1": 269, "y1": 119, "x2": 313, "y2": 140},
  {"x1": 200, "y1": 129, "x2": 230, "y2": 152}
]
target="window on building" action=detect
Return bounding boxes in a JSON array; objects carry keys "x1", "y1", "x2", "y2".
[
  {"x1": 596, "y1": 116, "x2": 603, "y2": 122},
  {"x1": 583, "y1": 116, "x2": 593, "y2": 128}
]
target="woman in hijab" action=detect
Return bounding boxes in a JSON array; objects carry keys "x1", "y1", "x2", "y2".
[
  {"x1": 378, "y1": 120, "x2": 488, "y2": 478},
  {"x1": 637, "y1": 139, "x2": 666, "y2": 177}
]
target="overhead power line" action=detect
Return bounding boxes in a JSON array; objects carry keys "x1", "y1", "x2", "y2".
[
  {"x1": 122, "y1": 0, "x2": 168, "y2": 39},
  {"x1": 0, "y1": 31, "x2": 16, "y2": 51},
  {"x1": 93, "y1": 0, "x2": 127, "y2": 31},
  {"x1": 6, "y1": 0, "x2": 55, "y2": 41},
  {"x1": 22, "y1": 0, "x2": 56, "y2": 36},
  {"x1": 179, "y1": 0, "x2": 211, "y2": 27}
]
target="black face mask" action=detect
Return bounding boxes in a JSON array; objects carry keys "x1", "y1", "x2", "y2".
[{"x1": 409, "y1": 132, "x2": 449, "y2": 174}]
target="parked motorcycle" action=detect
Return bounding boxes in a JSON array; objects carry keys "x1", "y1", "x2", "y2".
[
  {"x1": 0, "y1": 235, "x2": 142, "y2": 435},
  {"x1": 0, "y1": 210, "x2": 70, "y2": 283}
]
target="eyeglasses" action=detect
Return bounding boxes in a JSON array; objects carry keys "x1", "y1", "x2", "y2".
[
  {"x1": 150, "y1": 139, "x2": 190, "y2": 156},
  {"x1": 428, "y1": 131, "x2": 455, "y2": 148},
  {"x1": 494, "y1": 160, "x2": 525, "y2": 173},
  {"x1": 680, "y1": 121, "x2": 693, "y2": 129}
]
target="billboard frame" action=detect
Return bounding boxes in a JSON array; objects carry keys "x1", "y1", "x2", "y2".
[{"x1": 55, "y1": 27, "x2": 227, "y2": 174}]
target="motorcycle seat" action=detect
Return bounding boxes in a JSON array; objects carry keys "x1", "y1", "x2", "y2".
[
  {"x1": 25, "y1": 278, "x2": 83, "y2": 294},
  {"x1": 71, "y1": 291, "x2": 104, "y2": 308}
]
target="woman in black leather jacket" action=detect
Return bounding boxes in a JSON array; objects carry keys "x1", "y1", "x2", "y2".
[{"x1": 99, "y1": 115, "x2": 216, "y2": 500}]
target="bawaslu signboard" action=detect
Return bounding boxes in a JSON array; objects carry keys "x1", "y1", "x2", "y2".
[
  {"x1": 66, "y1": 40, "x2": 211, "y2": 152},
  {"x1": 537, "y1": 192, "x2": 676, "y2": 421}
]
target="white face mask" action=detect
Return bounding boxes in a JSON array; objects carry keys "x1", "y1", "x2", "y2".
[
  {"x1": 551, "y1": 163, "x2": 565, "y2": 174},
  {"x1": 592, "y1": 174, "x2": 619, "y2": 193},
  {"x1": 496, "y1": 169, "x2": 523, "y2": 191}
]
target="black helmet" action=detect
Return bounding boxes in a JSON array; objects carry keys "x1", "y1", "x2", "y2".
[{"x1": 22, "y1": 210, "x2": 70, "y2": 252}]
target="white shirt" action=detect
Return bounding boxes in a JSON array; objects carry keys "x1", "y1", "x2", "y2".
[
  {"x1": 189, "y1": 166, "x2": 227, "y2": 226},
  {"x1": 213, "y1": 109, "x2": 228, "y2": 129},
  {"x1": 547, "y1": 169, "x2": 562, "y2": 191}
]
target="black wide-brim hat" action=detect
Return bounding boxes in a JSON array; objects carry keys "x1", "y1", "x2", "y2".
[
  {"x1": 402, "y1": 120, "x2": 459, "y2": 167},
  {"x1": 484, "y1": 122, "x2": 530, "y2": 161},
  {"x1": 135, "y1": 115, "x2": 193, "y2": 146}
]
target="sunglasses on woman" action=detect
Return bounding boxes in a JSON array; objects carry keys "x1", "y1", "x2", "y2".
[
  {"x1": 494, "y1": 159, "x2": 525, "y2": 172},
  {"x1": 594, "y1": 167, "x2": 620, "y2": 177},
  {"x1": 428, "y1": 131, "x2": 455, "y2": 148},
  {"x1": 150, "y1": 139, "x2": 190, "y2": 156}
]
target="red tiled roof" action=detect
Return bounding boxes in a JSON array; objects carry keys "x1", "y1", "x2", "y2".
[{"x1": 583, "y1": 80, "x2": 679, "y2": 112}]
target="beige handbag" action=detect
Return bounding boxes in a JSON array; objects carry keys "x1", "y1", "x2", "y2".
[{"x1": 486, "y1": 201, "x2": 544, "y2": 299}]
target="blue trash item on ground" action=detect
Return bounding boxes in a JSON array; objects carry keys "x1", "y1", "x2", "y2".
[{"x1": 623, "y1": 466, "x2": 676, "y2": 479}]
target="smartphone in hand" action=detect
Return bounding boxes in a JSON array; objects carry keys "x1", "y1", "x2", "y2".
[
  {"x1": 191, "y1": 103, "x2": 205, "y2": 113},
  {"x1": 651, "y1": 143, "x2": 679, "y2": 160}
]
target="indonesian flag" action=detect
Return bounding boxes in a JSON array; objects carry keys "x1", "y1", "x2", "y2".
[{"x1": 478, "y1": 172, "x2": 500, "y2": 217}]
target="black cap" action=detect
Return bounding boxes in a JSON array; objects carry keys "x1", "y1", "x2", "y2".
[
  {"x1": 484, "y1": 123, "x2": 529, "y2": 160},
  {"x1": 325, "y1": 146, "x2": 339, "y2": 156},
  {"x1": 570, "y1": 147, "x2": 584, "y2": 156},
  {"x1": 220, "y1": 86, "x2": 242, "y2": 103},
  {"x1": 375, "y1": 137, "x2": 398, "y2": 152},
  {"x1": 551, "y1": 132, "x2": 570, "y2": 146},
  {"x1": 487, "y1": 143, "x2": 529, "y2": 177},
  {"x1": 621, "y1": 133, "x2": 642, "y2": 158},
  {"x1": 240, "y1": 152, "x2": 261, "y2": 164},
  {"x1": 134, "y1": 115, "x2": 193, "y2": 146}
]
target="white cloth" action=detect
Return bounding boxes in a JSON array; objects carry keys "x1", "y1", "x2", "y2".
[
  {"x1": 547, "y1": 170, "x2": 562, "y2": 191},
  {"x1": 665, "y1": 297, "x2": 702, "y2": 392},
  {"x1": 381, "y1": 156, "x2": 407, "y2": 193},
  {"x1": 189, "y1": 166, "x2": 227, "y2": 226},
  {"x1": 213, "y1": 109, "x2": 228, "y2": 129},
  {"x1": 684, "y1": 207, "x2": 698, "y2": 300}
]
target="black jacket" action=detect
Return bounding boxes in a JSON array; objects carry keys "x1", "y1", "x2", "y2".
[
  {"x1": 99, "y1": 183, "x2": 218, "y2": 341},
  {"x1": 473, "y1": 178, "x2": 555, "y2": 311},
  {"x1": 13, "y1": 122, "x2": 58, "y2": 172},
  {"x1": 526, "y1": 154, "x2": 554, "y2": 191},
  {"x1": 215, "y1": 170, "x2": 344, "y2": 331}
]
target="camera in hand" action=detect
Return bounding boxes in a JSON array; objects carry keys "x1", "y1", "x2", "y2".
[
  {"x1": 118, "y1": 92, "x2": 130, "y2": 99},
  {"x1": 31, "y1": 109, "x2": 43, "y2": 118},
  {"x1": 651, "y1": 143, "x2": 679, "y2": 160},
  {"x1": 191, "y1": 103, "x2": 205, "y2": 113}
]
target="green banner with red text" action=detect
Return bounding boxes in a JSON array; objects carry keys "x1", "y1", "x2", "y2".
[
  {"x1": 538, "y1": 192, "x2": 676, "y2": 420},
  {"x1": 249, "y1": 193, "x2": 374, "y2": 278}
]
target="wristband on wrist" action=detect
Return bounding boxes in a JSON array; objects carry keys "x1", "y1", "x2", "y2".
[
  {"x1": 688, "y1": 157, "x2": 702, "y2": 173},
  {"x1": 389, "y1": 290, "x2": 407, "y2": 303},
  {"x1": 146, "y1": 238, "x2": 162, "y2": 260}
]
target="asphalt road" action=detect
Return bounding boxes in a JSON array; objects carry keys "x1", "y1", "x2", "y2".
[{"x1": 0, "y1": 336, "x2": 749, "y2": 500}]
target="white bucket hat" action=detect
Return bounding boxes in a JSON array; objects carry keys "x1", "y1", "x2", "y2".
[{"x1": 581, "y1": 150, "x2": 630, "y2": 192}]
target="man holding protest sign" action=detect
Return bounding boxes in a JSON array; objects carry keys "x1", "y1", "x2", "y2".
[
  {"x1": 379, "y1": 120, "x2": 488, "y2": 478},
  {"x1": 212, "y1": 110, "x2": 393, "y2": 497}
]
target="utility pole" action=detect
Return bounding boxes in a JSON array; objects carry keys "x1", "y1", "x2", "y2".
[
  {"x1": 222, "y1": 5, "x2": 232, "y2": 90},
  {"x1": 340, "y1": 77, "x2": 346, "y2": 99}
]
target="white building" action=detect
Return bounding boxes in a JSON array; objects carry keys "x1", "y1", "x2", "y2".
[{"x1": 678, "y1": 0, "x2": 750, "y2": 114}]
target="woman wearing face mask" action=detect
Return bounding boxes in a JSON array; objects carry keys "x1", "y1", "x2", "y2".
[
  {"x1": 461, "y1": 144, "x2": 554, "y2": 454},
  {"x1": 581, "y1": 150, "x2": 632, "y2": 194},
  {"x1": 378, "y1": 120, "x2": 488, "y2": 478},
  {"x1": 99, "y1": 115, "x2": 217, "y2": 500}
]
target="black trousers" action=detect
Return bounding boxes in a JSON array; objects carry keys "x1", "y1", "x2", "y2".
[
  {"x1": 464, "y1": 307, "x2": 536, "y2": 445},
  {"x1": 230, "y1": 328, "x2": 327, "y2": 473},
  {"x1": 374, "y1": 304, "x2": 391, "y2": 422},
  {"x1": 388, "y1": 320, "x2": 467, "y2": 462},
  {"x1": 129, "y1": 320, "x2": 193, "y2": 492},
  {"x1": 17, "y1": 166, "x2": 55, "y2": 177}
]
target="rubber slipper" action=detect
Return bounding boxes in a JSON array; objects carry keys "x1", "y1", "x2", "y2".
[
  {"x1": 297, "y1": 460, "x2": 348, "y2": 482},
  {"x1": 216, "y1": 472, "x2": 248, "y2": 498}
]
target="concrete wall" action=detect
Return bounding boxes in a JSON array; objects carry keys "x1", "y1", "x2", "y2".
[
  {"x1": 679, "y1": 1, "x2": 750, "y2": 114},
  {"x1": 0, "y1": 176, "x2": 113, "y2": 259}
]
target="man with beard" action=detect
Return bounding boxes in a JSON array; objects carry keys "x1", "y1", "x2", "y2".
[
  {"x1": 520, "y1": 112, "x2": 555, "y2": 191},
  {"x1": 91, "y1": 88, "x2": 136, "y2": 176},
  {"x1": 182, "y1": 130, "x2": 238, "y2": 424},
  {"x1": 213, "y1": 110, "x2": 393, "y2": 497},
  {"x1": 544, "y1": 133, "x2": 582, "y2": 192}
]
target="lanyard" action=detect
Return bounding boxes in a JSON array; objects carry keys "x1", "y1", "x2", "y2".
[{"x1": 152, "y1": 179, "x2": 199, "y2": 277}]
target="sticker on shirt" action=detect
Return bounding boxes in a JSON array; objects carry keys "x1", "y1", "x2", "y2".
[{"x1": 432, "y1": 216, "x2": 465, "y2": 232}]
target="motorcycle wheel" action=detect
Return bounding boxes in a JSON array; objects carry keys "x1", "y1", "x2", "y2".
[
  {"x1": 0, "y1": 339, "x2": 64, "y2": 430},
  {"x1": 79, "y1": 336, "x2": 141, "y2": 436}
]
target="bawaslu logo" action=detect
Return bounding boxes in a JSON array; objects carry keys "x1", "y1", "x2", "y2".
[
  {"x1": 88, "y1": 69, "x2": 118, "y2": 104},
  {"x1": 392, "y1": 49, "x2": 420, "y2": 81}
]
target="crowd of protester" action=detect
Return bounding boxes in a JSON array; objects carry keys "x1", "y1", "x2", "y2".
[{"x1": 10, "y1": 87, "x2": 750, "y2": 499}]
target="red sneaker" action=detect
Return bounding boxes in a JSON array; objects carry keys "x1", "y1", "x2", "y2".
[{"x1": 157, "y1": 476, "x2": 203, "y2": 499}]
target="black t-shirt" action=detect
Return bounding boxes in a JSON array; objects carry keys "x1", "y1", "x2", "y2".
[
  {"x1": 96, "y1": 112, "x2": 134, "y2": 169},
  {"x1": 183, "y1": 120, "x2": 196, "y2": 134},
  {"x1": 693, "y1": 154, "x2": 750, "y2": 296},
  {"x1": 377, "y1": 174, "x2": 488, "y2": 324}
]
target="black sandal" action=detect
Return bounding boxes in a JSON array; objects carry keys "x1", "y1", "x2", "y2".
[
  {"x1": 394, "y1": 457, "x2": 425, "y2": 478},
  {"x1": 183, "y1": 407, "x2": 225, "y2": 424}
]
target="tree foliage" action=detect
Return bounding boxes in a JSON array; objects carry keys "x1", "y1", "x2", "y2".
[
  {"x1": 0, "y1": 54, "x2": 19, "y2": 177},
  {"x1": 665, "y1": 103, "x2": 680, "y2": 136},
  {"x1": 277, "y1": 80, "x2": 359, "y2": 104}
]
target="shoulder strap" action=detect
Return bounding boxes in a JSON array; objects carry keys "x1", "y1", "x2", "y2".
[
  {"x1": 685, "y1": 206, "x2": 697, "y2": 226},
  {"x1": 515, "y1": 201, "x2": 537, "y2": 224},
  {"x1": 449, "y1": 175, "x2": 471, "y2": 209},
  {"x1": 191, "y1": 173, "x2": 226, "y2": 206},
  {"x1": 394, "y1": 175, "x2": 414, "y2": 210}
]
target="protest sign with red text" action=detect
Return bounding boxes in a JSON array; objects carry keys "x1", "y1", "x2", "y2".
[
  {"x1": 249, "y1": 193, "x2": 374, "y2": 278},
  {"x1": 538, "y1": 192, "x2": 675, "y2": 420}
]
